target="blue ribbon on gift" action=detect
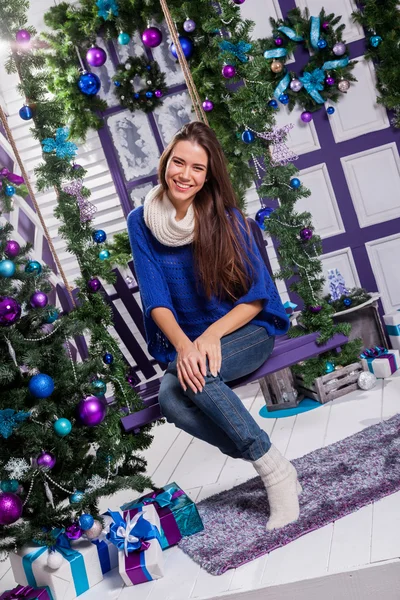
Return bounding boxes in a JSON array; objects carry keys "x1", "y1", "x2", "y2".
[
  {"x1": 277, "y1": 25, "x2": 304, "y2": 42},
  {"x1": 360, "y1": 346, "x2": 387, "y2": 359},
  {"x1": 387, "y1": 324, "x2": 400, "y2": 336},
  {"x1": 127, "y1": 486, "x2": 184, "y2": 510},
  {"x1": 310, "y1": 16, "x2": 321, "y2": 50},
  {"x1": 299, "y1": 67, "x2": 326, "y2": 104},
  {"x1": 219, "y1": 40, "x2": 252, "y2": 63},
  {"x1": 105, "y1": 509, "x2": 160, "y2": 556},
  {"x1": 22, "y1": 531, "x2": 89, "y2": 597},
  {"x1": 92, "y1": 539, "x2": 111, "y2": 574}
]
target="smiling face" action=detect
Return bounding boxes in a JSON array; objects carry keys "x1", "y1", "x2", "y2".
[{"x1": 165, "y1": 140, "x2": 208, "y2": 214}]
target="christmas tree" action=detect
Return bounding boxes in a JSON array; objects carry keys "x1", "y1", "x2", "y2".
[{"x1": 0, "y1": 3, "x2": 153, "y2": 556}]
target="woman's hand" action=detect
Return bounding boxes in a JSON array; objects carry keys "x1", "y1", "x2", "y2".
[
  {"x1": 193, "y1": 331, "x2": 222, "y2": 378},
  {"x1": 176, "y1": 341, "x2": 207, "y2": 394}
]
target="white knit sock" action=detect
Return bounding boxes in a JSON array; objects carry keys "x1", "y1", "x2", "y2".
[{"x1": 252, "y1": 444, "x2": 300, "y2": 530}]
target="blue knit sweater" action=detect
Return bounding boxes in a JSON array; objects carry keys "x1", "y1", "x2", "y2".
[{"x1": 127, "y1": 205, "x2": 289, "y2": 363}]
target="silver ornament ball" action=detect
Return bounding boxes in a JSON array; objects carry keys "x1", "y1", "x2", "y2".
[
  {"x1": 47, "y1": 550, "x2": 63, "y2": 570},
  {"x1": 338, "y1": 79, "x2": 350, "y2": 92},
  {"x1": 358, "y1": 371, "x2": 377, "y2": 391},
  {"x1": 84, "y1": 519, "x2": 103, "y2": 539},
  {"x1": 290, "y1": 78, "x2": 303, "y2": 92},
  {"x1": 125, "y1": 63, "x2": 131, "y2": 70}
]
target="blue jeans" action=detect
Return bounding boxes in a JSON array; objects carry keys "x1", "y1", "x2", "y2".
[{"x1": 158, "y1": 323, "x2": 275, "y2": 461}]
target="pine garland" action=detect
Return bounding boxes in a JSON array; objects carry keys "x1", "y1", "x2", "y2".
[
  {"x1": 353, "y1": 0, "x2": 400, "y2": 127},
  {"x1": 113, "y1": 56, "x2": 167, "y2": 113}
]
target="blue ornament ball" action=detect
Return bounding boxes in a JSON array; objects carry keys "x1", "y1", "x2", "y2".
[
  {"x1": 25, "y1": 260, "x2": 42, "y2": 275},
  {"x1": 145, "y1": 91, "x2": 153, "y2": 98},
  {"x1": 0, "y1": 480, "x2": 19, "y2": 493},
  {"x1": 77, "y1": 72, "x2": 101, "y2": 96},
  {"x1": 146, "y1": 65, "x2": 151, "y2": 71},
  {"x1": 134, "y1": 93, "x2": 140, "y2": 99},
  {"x1": 19, "y1": 105, "x2": 33, "y2": 120},
  {"x1": 343, "y1": 297, "x2": 352, "y2": 307},
  {"x1": 92, "y1": 230, "x2": 107, "y2": 244},
  {"x1": 255, "y1": 207, "x2": 274, "y2": 230},
  {"x1": 327, "y1": 106, "x2": 335, "y2": 115},
  {"x1": 170, "y1": 36, "x2": 194, "y2": 60},
  {"x1": 114, "y1": 81, "x2": 121, "y2": 87},
  {"x1": 45, "y1": 309, "x2": 59, "y2": 324},
  {"x1": 241, "y1": 130, "x2": 255, "y2": 144},
  {"x1": 317, "y1": 39, "x2": 328, "y2": 49},
  {"x1": 79, "y1": 514, "x2": 95, "y2": 531},
  {"x1": 325, "y1": 361, "x2": 335, "y2": 374},
  {"x1": 268, "y1": 99, "x2": 278, "y2": 109},
  {"x1": 99, "y1": 249, "x2": 110, "y2": 261},
  {"x1": 278, "y1": 93, "x2": 289, "y2": 105},
  {"x1": 28, "y1": 373, "x2": 55, "y2": 399},
  {"x1": 54, "y1": 418, "x2": 72, "y2": 437},
  {"x1": 103, "y1": 352, "x2": 114, "y2": 365},
  {"x1": 370, "y1": 35, "x2": 382, "y2": 48},
  {"x1": 69, "y1": 490, "x2": 85, "y2": 504},
  {"x1": 91, "y1": 379, "x2": 107, "y2": 396},
  {"x1": 4, "y1": 185, "x2": 16, "y2": 197},
  {"x1": 0, "y1": 259, "x2": 16, "y2": 278},
  {"x1": 290, "y1": 178, "x2": 301, "y2": 189},
  {"x1": 118, "y1": 32, "x2": 131, "y2": 45}
]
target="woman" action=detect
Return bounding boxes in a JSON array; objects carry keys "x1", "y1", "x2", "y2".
[{"x1": 128, "y1": 121, "x2": 301, "y2": 530}]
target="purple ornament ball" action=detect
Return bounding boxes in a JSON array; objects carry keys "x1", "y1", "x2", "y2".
[
  {"x1": 183, "y1": 19, "x2": 196, "y2": 33},
  {"x1": 309, "y1": 305, "x2": 322, "y2": 313},
  {"x1": 333, "y1": 42, "x2": 346, "y2": 56},
  {"x1": 86, "y1": 46, "x2": 107, "y2": 68},
  {"x1": 300, "y1": 227, "x2": 313, "y2": 241},
  {"x1": 322, "y1": 21, "x2": 329, "y2": 30},
  {"x1": 4, "y1": 240, "x2": 21, "y2": 258},
  {"x1": 202, "y1": 99, "x2": 214, "y2": 112},
  {"x1": 88, "y1": 277, "x2": 101, "y2": 292},
  {"x1": 30, "y1": 291, "x2": 48, "y2": 308},
  {"x1": 66, "y1": 523, "x2": 83, "y2": 540},
  {"x1": 222, "y1": 64, "x2": 236, "y2": 79},
  {"x1": 289, "y1": 79, "x2": 303, "y2": 92},
  {"x1": 0, "y1": 296, "x2": 21, "y2": 327},
  {"x1": 274, "y1": 37, "x2": 283, "y2": 46},
  {"x1": 16, "y1": 29, "x2": 31, "y2": 44},
  {"x1": 36, "y1": 451, "x2": 56, "y2": 470},
  {"x1": 76, "y1": 395, "x2": 107, "y2": 427},
  {"x1": 301, "y1": 111, "x2": 313, "y2": 123},
  {"x1": 233, "y1": 0, "x2": 246, "y2": 3},
  {"x1": 326, "y1": 76, "x2": 335, "y2": 86},
  {"x1": 73, "y1": 163, "x2": 82, "y2": 170},
  {"x1": 0, "y1": 492, "x2": 23, "y2": 525},
  {"x1": 141, "y1": 27, "x2": 163, "y2": 48},
  {"x1": 154, "y1": 90, "x2": 163, "y2": 98}
]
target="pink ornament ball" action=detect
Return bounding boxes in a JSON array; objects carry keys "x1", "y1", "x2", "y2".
[
  {"x1": 141, "y1": 27, "x2": 163, "y2": 48},
  {"x1": 0, "y1": 492, "x2": 23, "y2": 525},
  {"x1": 37, "y1": 451, "x2": 56, "y2": 470},
  {"x1": 30, "y1": 291, "x2": 48, "y2": 308},
  {"x1": 222, "y1": 64, "x2": 236, "y2": 79},
  {"x1": 326, "y1": 76, "x2": 335, "y2": 86},
  {"x1": 16, "y1": 29, "x2": 31, "y2": 44},
  {"x1": 4, "y1": 240, "x2": 21, "y2": 258},
  {"x1": 76, "y1": 395, "x2": 107, "y2": 427},
  {"x1": 202, "y1": 99, "x2": 214, "y2": 112},
  {"x1": 301, "y1": 111, "x2": 313, "y2": 123},
  {"x1": 154, "y1": 90, "x2": 163, "y2": 98},
  {"x1": 86, "y1": 46, "x2": 107, "y2": 68}
]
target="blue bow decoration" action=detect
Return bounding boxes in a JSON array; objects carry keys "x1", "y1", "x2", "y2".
[
  {"x1": 105, "y1": 509, "x2": 160, "y2": 557},
  {"x1": 219, "y1": 40, "x2": 252, "y2": 63},
  {"x1": 41, "y1": 127, "x2": 78, "y2": 160},
  {"x1": 299, "y1": 68, "x2": 326, "y2": 104},
  {"x1": 0, "y1": 409, "x2": 31, "y2": 439}
]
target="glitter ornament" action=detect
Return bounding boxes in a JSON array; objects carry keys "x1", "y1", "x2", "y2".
[
  {"x1": 241, "y1": 130, "x2": 255, "y2": 144},
  {"x1": 301, "y1": 111, "x2": 312, "y2": 123},
  {"x1": 118, "y1": 32, "x2": 130, "y2": 45},
  {"x1": 0, "y1": 492, "x2": 23, "y2": 525},
  {"x1": 290, "y1": 178, "x2": 301, "y2": 189},
  {"x1": 333, "y1": 42, "x2": 346, "y2": 56},
  {"x1": 370, "y1": 35, "x2": 382, "y2": 48},
  {"x1": 317, "y1": 39, "x2": 327, "y2": 49},
  {"x1": 80, "y1": 513, "x2": 95, "y2": 530},
  {"x1": 103, "y1": 352, "x2": 114, "y2": 364},
  {"x1": 0, "y1": 260, "x2": 16, "y2": 278},
  {"x1": 325, "y1": 361, "x2": 335, "y2": 373},
  {"x1": 30, "y1": 291, "x2": 48, "y2": 308},
  {"x1": 222, "y1": 64, "x2": 236, "y2": 79},
  {"x1": 47, "y1": 551, "x2": 63, "y2": 570},
  {"x1": 92, "y1": 230, "x2": 107, "y2": 244},
  {"x1": 290, "y1": 79, "x2": 303, "y2": 92},
  {"x1": 28, "y1": 373, "x2": 55, "y2": 398},
  {"x1": 141, "y1": 27, "x2": 162, "y2": 48},
  {"x1": 99, "y1": 249, "x2": 110, "y2": 261},
  {"x1": 66, "y1": 523, "x2": 83, "y2": 540},
  {"x1": 86, "y1": 46, "x2": 107, "y2": 67},
  {"x1": 271, "y1": 60, "x2": 283, "y2": 73},
  {"x1": 76, "y1": 395, "x2": 107, "y2": 427},
  {"x1": 279, "y1": 93, "x2": 289, "y2": 104},
  {"x1": 36, "y1": 451, "x2": 56, "y2": 470},
  {"x1": 84, "y1": 519, "x2": 103, "y2": 539},
  {"x1": 338, "y1": 79, "x2": 350, "y2": 92},
  {"x1": 19, "y1": 105, "x2": 33, "y2": 120},
  {"x1": 183, "y1": 19, "x2": 196, "y2": 33},
  {"x1": 202, "y1": 99, "x2": 214, "y2": 112},
  {"x1": 88, "y1": 277, "x2": 101, "y2": 292},
  {"x1": 170, "y1": 36, "x2": 194, "y2": 59},
  {"x1": 4, "y1": 240, "x2": 20, "y2": 258},
  {"x1": 91, "y1": 379, "x2": 107, "y2": 396},
  {"x1": 268, "y1": 99, "x2": 278, "y2": 109},
  {"x1": 327, "y1": 106, "x2": 335, "y2": 115},
  {"x1": 69, "y1": 490, "x2": 85, "y2": 504},
  {"x1": 16, "y1": 29, "x2": 31, "y2": 43},
  {"x1": 25, "y1": 260, "x2": 42, "y2": 275},
  {"x1": 54, "y1": 418, "x2": 72, "y2": 437},
  {"x1": 0, "y1": 296, "x2": 21, "y2": 327},
  {"x1": 358, "y1": 371, "x2": 377, "y2": 391},
  {"x1": 300, "y1": 227, "x2": 313, "y2": 241},
  {"x1": 78, "y1": 72, "x2": 101, "y2": 96},
  {"x1": 326, "y1": 76, "x2": 335, "y2": 86},
  {"x1": 255, "y1": 207, "x2": 274, "y2": 230}
]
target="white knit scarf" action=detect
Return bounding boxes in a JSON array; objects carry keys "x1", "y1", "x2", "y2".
[{"x1": 143, "y1": 185, "x2": 195, "y2": 247}]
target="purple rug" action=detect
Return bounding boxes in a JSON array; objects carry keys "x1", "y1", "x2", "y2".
[{"x1": 178, "y1": 413, "x2": 400, "y2": 575}]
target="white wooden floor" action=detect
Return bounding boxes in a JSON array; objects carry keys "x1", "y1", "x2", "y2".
[{"x1": 2, "y1": 372, "x2": 400, "y2": 599}]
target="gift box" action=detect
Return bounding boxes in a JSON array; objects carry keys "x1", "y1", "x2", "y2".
[
  {"x1": 383, "y1": 311, "x2": 400, "y2": 350},
  {"x1": 361, "y1": 348, "x2": 400, "y2": 378},
  {"x1": 105, "y1": 504, "x2": 163, "y2": 586},
  {"x1": 9, "y1": 538, "x2": 103, "y2": 600},
  {"x1": 120, "y1": 482, "x2": 204, "y2": 550},
  {"x1": 0, "y1": 585, "x2": 53, "y2": 600},
  {"x1": 91, "y1": 535, "x2": 118, "y2": 575}
]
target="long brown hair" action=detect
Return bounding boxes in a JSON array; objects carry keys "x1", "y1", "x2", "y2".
[{"x1": 157, "y1": 121, "x2": 257, "y2": 302}]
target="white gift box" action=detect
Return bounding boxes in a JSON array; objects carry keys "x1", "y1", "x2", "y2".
[
  {"x1": 361, "y1": 349, "x2": 400, "y2": 378},
  {"x1": 10, "y1": 539, "x2": 103, "y2": 600},
  {"x1": 383, "y1": 311, "x2": 400, "y2": 350}
]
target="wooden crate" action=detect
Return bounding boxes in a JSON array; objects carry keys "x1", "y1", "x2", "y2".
[
  {"x1": 259, "y1": 367, "x2": 303, "y2": 412},
  {"x1": 294, "y1": 362, "x2": 364, "y2": 404}
]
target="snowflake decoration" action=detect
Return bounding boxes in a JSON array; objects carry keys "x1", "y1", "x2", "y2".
[
  {"x1": 96, "y1": 0, "x2": 119, "y2": 20},
  {"x1": 4, "y1": 458, "x2": 30, "y2": 480},
  {"x1": 86, "y1": 474, "x2": 107, "y2": 492},
  {"x1": 41, "y1": 127, "x2": 78, "y2": 160},
  {"x1": 0, "y1": 409, "x2": 31, "y2": 439}
]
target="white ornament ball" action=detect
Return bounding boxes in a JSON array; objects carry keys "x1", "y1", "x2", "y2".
[
  {"x1": 358, "y1": 371, "x2": 377, "y2": 391},
  {"x1": 84, "y1": 519, "x2": 103, "y2": 539},
  {"x1": 125, "y1": 63, "x2": 131, "y2": 70},
  {"x1": 47, "y1": 550, "x2": 63, "y2": 570}
]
